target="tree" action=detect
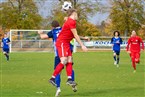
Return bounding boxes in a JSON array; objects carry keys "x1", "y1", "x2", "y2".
[
  {"x1": 47, "y1": 0, "x2": 100, "y2": 36},
  {"x1": 0, "y1": 0, "x2": 42, "y2": 30},
  {"x1": 109, "y1": 0, "x2": 145, "y2": 36}
]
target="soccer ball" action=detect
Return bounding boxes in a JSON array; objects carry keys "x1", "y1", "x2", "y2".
[{"x1": 62, "y1": 1, "x2": 72, "y2": 11}]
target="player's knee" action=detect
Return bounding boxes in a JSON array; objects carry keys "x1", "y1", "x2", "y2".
[
  {"x1": 68, "y1": 59, "x2": 73, "y2": 63},
  {"x1": 113, "y1": 53, "x2": 116, "y2": 56},
  {"x1": 67, "y1": 56, "x2": 73, "y2": 63},
  {"x1": 61, "y1": 59, "x2": 67, "y2": 65},
  {"x1": 3, "y1": 52, "x2": 6, "y2": 55}
]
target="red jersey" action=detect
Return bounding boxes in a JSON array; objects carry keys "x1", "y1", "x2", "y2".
[
  {"x1": 126, "y1": 36, "x2": 144, "y2": 52},
  {"x1": 57, "y1": 18, "x2": 76, "y2": 43}
]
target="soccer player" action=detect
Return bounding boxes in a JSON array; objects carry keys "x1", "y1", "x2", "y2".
[
  {"x1": 49, "y1": 9, "x2": 88, "y2": 87},
  {"x1": 1, "y1": 33, "x2": 11, "y2": 61},
  {"x1": 126, "y1": 30, "x2": 144, "y2": 72},
  {"x1": 38, "y1": 20, "x2": 77, "y2": 97},
  {"x1": 111, "y1": 31, "x2": 122, "y2": 67}
]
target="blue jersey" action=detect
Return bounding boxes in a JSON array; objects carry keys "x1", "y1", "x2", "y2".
[
  {"x1": 47, "y1": 27, "x2": 62, "y2": 56},
  {"x1": 111, "y1": 37, "x2": 122, "y2": 51},
  {"x1": 2, "y1": 38, "x2": 10, "y2": 49}
]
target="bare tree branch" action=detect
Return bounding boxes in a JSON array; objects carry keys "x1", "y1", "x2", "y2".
[{"x1": 8, "y1": 0, "x2": 15, "y2": 9}]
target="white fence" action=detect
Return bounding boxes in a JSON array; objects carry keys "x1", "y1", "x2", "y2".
[
  {"x1": 10, "y1": 40, "x2": 130, "y2": 52},
  {"x1": 1, "y1": 39, "x2": 144, "y2": 52}
]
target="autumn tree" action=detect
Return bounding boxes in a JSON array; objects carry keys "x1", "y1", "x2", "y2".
[
  {"x1": 109, "y1": 0, "x2": 145, "y2": 36},
  {"x1": 0, "y1": 0, "x2": 42, "y2": 30},
  {"x1": 46, "y1": 0, "x2": 100, "y2": 36}
]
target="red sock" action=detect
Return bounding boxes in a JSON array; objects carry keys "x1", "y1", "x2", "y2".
[
  {"x1": 131, "y1": 56, "x2": 136, "y2": 70},
  {"x1": 132, "y1": 60, "x2": 136, "y2": 70},
  {"x1": 52, "y1": 63, "x2": 64, "y2": 77},
  {"x1": 66, "y1": 62, "x2": 73, "y2": 77}
]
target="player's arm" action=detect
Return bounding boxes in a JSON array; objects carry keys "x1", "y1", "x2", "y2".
[
  {"x1": 79, "y1": 36, "x2": 90, "y2": 41},
  {"x1": 126, "y1": 38, "x2": 131, "y2": 53},
  {"x1": 38, "y1": 31, "x2": 53, "y2": 39},
  {"x1": 38, "y1": 31, "x2": 49, "y2": 39},
  {"x1": 71, "y1": 29, "x2": 88, "y2": 52},
  {"x1": 139, "y1": 38, "x2": 144, "y2": 50},
  {"x1": 111, "y1": 37, "x2": 114, "y2": 46},
  {"x1": 7, "y1": 38, "x2": 11, "y2": 45}
]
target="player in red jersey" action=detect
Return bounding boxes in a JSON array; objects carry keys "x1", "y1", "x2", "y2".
[
  {"x1": 126, "y1": 30, "x2": 144, "y2": 72},
  {"x1": 49, "y1": 9, "x2": 88, "y2": 87}
]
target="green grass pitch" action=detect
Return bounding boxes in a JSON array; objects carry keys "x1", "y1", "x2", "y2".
[{"x1": 0, "y1": 51, "x2": 144, "y2": 97}]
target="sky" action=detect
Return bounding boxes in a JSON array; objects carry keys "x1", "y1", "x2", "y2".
[{"x1": 36, "y1": 0, "x2": 111, "y2": 25}]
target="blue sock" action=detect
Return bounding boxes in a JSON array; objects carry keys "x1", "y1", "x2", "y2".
[
  {"x1": 113, "y1": 56, "x2": 116, "y2": 61},
  {"x1": 72, "y1": 70, "x2": 75, "y2": 81},
  {"x1": 117, "y1": 56, "x2": 120, "y2": 64},
  {"x1": 55, "y1": 74, "x2": 61, "y2": 88}
]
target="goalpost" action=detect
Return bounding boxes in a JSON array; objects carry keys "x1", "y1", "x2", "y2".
[{"x1": 9, "y1": 29, "x2": 77, "y2": 53}]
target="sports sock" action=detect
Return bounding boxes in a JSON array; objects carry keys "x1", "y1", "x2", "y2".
[
  {"x1": 132, "y1": 61, "x2": 136, "y2": 70},
  {"x1": 66, "y1": 62, "x2": 72, "y2": 77},
  {"x1": 72, "y1": 70, "x2": 75, "y2": 81},
  {"x1": 52, "y1": 63, "x2": 64, "y2": 77},
  {"x1": 117, "y1": 56, "x2": 120, "y2": 64},
  {"x1": 55, "y1": 74, "x2": 61, "y2": 88},
  {"x1": 131, "y1": 57, "x2": 136, "y2": 70},
  {"x1": 113, "y1": 56, "x2": 116, "y2": 61},
  {"x1": 5, "y1": 54, "x2": 9, "y2": 60}
]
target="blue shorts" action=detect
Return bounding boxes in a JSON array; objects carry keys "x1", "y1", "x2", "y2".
[
  {"x1": 3, "y1": 48, "x2": 9, "y2": 53},
  {"x1": 113, "y1": 50, "x2": 120, "y2": 55},
  {"x1": 54, "y1": 56, "x2": 61, "y2": 69}
]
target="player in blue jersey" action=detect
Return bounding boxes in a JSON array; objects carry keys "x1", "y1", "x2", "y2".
[
  {"x1": 1, "y1": 33, "x2": 11, "y2": 61},
  {"x1": 111, "y1": 31, "x2": 122, "y2": 67},
  {"x1": 38, "y1": 20, "x2": 76, "y2": 97}
]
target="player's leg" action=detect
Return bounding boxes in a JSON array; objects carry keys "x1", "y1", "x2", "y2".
[
  {"x1": 70, "y1": 45, "x2": 75, "y2": 82},
  {"x1": 71, "y1": 69, "x2": 77, "y2": 92},
  {"x1": 6, "y1": 49, "x2": 10, "y2": 61},
  {"x1": 135, "y1": 52, "x2": 140, "y2": 64},
  {"x1": 55, "y1": 74, "x2": 61, "y2": 97},
  {"x1": 54, "y1": 56, "x2": 61, "y2": 97},
  {"x1": 116, "y1": 51, "x2": 120, "y2": 67},
  {"x1": 65, "y1": 46, "x2": 77, "y2": 86},
  {"x1": 130, "y1": 52, "x2": 136, "y2": 72},
  {"x1": 54, "y1": 56, "x2": 61, "y2": 88},
  {"x1": 66, "y1": 56, "x2": 75, "y2": 85},
  {"x1": 3, "y1": 48, "x2": 9, "y2": 61},
  {"x1": 49, "y1": 57, "x2": 67, "y2": 86},
  {"x1": 49, "y1": 42, "x2": 69, "y2": 86},
  {"x1": 72, "y1": 68, "x2": 75, "y2": 81},
  {"x1": 113, "y1": 51, "x2": 117, "y2": 65},
  {"x1": 70, "y1": 57, "x2": 77, "y2": 92}
]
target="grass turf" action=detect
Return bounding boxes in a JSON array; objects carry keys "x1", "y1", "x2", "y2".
[{"x1": 0, "y1": 51, "x2": 144, "y2": 97}]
